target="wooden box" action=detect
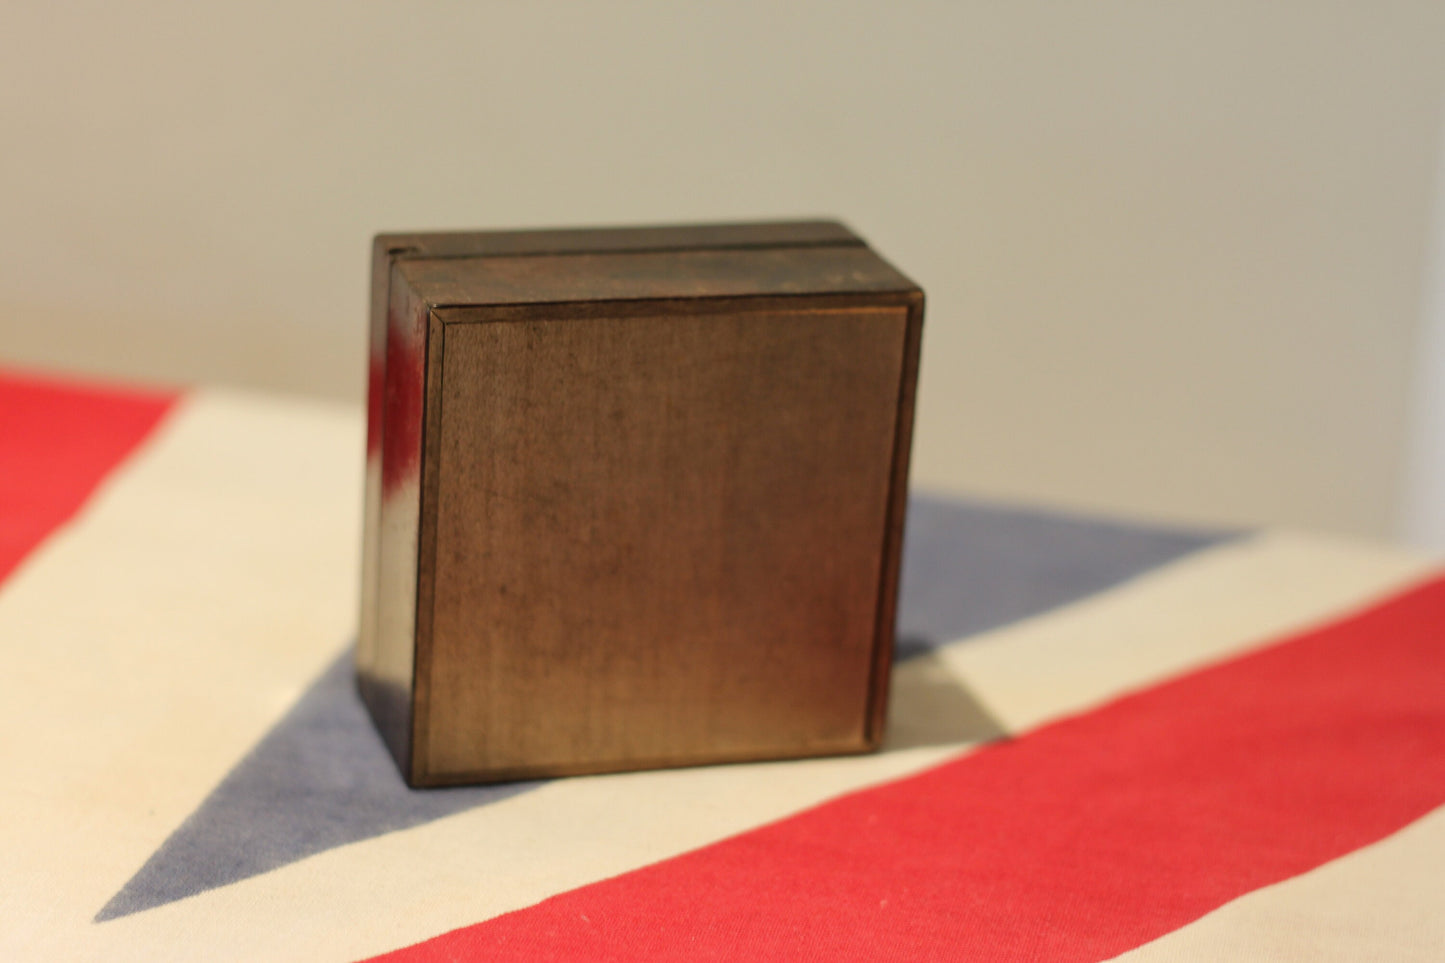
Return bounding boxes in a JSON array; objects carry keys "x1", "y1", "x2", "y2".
[{"x1": 357, "y1": 221, "x2": 924, "y2": 787}]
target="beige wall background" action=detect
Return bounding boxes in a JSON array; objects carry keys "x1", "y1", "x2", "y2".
[{"x1": 2, "y1": 1, "x2": 1443, "y2": 539}]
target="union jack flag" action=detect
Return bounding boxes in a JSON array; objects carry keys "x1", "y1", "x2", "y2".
[{"x1": 1, "y1": 368, "x2": 1441, "y2": 961}]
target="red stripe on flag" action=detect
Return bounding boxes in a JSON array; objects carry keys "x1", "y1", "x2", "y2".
[
  {"x1": 368, "y1": 575, "x2": 1445, "y2": 962},
  {"x1": 0, "y1": 369, "x2": 177, "y2": 586}
]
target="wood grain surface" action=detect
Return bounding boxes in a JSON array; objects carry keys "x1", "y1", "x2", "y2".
[
  {"x1": 419, "y1": 303, "x2": 908, "y2": 781},
  {"x1": 357, "y1": 222, "x2": 924, "y2": 786}
]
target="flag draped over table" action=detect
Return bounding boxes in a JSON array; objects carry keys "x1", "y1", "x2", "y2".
[{"x1": 1, "y1": 368, "x2": 1441, "y2": 962}]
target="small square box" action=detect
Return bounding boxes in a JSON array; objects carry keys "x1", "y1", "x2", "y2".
[{"x1": 357, "y1": 221, "x2": 924, "y2": 786}]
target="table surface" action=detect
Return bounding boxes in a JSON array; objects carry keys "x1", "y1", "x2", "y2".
[{"x1": 2, "y1": 368, "x2": 1442, "y2": 962}]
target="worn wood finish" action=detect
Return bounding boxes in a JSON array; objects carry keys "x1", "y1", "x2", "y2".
[{"x1": 358, "y1": 221, "x2": 924, "y2": 787}]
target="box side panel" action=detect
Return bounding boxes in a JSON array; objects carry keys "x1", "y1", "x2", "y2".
[
  {"x1": 421, "y1": 301, "x2": 909, "y2": 783},
  {"x1": 356, "y1": 240, "x2": 390, "y2": 698},
  {"x1": 864, "y1": 292, "x2": 926, "y2": 745},
  {"x1": 409, "y1": 311, "x2": 447, "y2": 777},
  {"x1": 356, "y1": 263, "x2": 429, "y2": 778}
]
